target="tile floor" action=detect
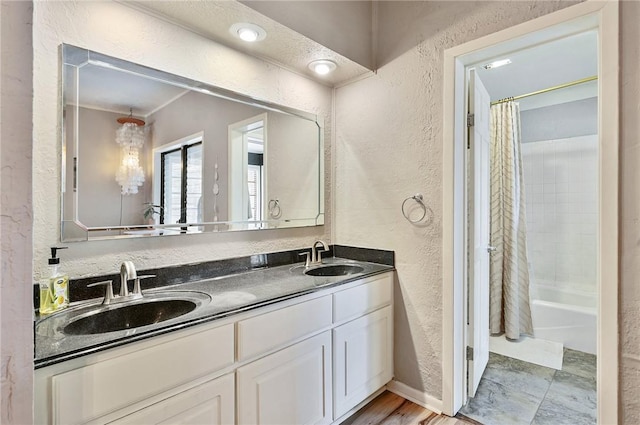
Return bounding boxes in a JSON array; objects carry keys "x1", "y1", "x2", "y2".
[{"x1": 459, "y1": 349, "x2": 597, "y2": 425}]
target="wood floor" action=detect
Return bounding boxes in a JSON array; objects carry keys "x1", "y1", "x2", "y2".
[{"x1": 342, "y1": 391, "x2": 479, "y2": 425}]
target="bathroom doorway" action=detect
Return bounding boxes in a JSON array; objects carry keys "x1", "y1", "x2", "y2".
[
  {"x1": 461, "y1": 30, "x2": 599, "y2": 425},
  {"x1": 441, "y1": 1, "x2": 618, "y2": 422}
]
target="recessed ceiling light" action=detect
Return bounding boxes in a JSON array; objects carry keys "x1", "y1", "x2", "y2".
[
  {"x1": 308, "y1": 60, "x2": 337, "y2": 75},
  {"x1": 229, "y1": 23, "x2": 266, "y2": 43},
  {"x1": 483, "y1": 58, "x2": 512, "y2": 69}
]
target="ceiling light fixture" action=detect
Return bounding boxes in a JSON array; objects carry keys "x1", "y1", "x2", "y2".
[
  {"x1": 308, "y1": 59, "x2": 337, "y2": 76},
  {"x1": 229, "y1": 23, "x2": 267, "y2": 43},
  {"x1": 483, "y1": 58, "x2": 512, "y2": 70}
]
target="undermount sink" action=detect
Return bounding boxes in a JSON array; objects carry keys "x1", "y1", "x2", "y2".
[
  {"x1": 37, "y1": 291, "x2": 211, "y2": 337},
  {"x1": 304, "y1": 264, "x2": 364, "y2": 277},
  {"x1": 63, "y1": 299, "x2": 198, "y2": 335}
]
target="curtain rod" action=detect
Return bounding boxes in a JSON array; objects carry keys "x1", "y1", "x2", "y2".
[{"x1": 490, "y1": 75, "x2": 598, "y2": 106}]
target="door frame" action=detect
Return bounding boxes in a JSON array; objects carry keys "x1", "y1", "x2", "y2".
[
  {"x1": 441, "y1": 0, "x2": 619, "y2": 421},
  {"x1": 228, "y1": 113, "x2": 268, "y2": 227}
]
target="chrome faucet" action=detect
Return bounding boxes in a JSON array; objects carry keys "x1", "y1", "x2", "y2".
[
  {"x1": 298, "y1": 240, "x2": 329, "y2": 267},
  {"x1": 120, "y1": 261, "x2": 137, "y2": 297},
  {"x1": 89, "y1": 262, "x2": 154, "y2": 305},
  {"x1": 311, "y1": 240, "x2": 329, "y2": 265}
]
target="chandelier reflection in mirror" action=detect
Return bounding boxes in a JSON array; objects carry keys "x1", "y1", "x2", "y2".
[{"x1": 115, "y1": 110, "x2": 146, "y2": 195}]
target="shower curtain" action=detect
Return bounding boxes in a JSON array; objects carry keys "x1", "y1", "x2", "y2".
[{"x1": 489, "y1": 101, "x2": 534, "y2": 340}]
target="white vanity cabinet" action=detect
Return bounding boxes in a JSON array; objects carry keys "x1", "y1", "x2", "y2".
[
  {"x1": 235, "y1": 295, "x2": 333, "y2": 425},
  {"x1": 333, "y1": 307, "x2": 393, "y2": 419},
  {"x1": 332, "y1": 274, "x2": 394, "y2": 420},
  {"x1": 111, "y1": 373, "x2": 235, "y2": 425},
  {"x1": 35, "y1": 323, "x2": 235, "y2": 425},
  {"x1": 35, "y1": 271, "x2": 394, "y2": 425},
  {"x1": 237, "y1": 332, "x2": 333, "y2": 425}
]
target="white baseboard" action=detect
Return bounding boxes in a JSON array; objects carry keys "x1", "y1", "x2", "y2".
[
  {"x1": 331, "y1": 387, "x2": 387, "y2": 425},
  {"x1": 386, "y1": 380, "x2": 443, "y2": 415}
]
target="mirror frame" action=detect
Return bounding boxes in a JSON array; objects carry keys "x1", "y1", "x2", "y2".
[{"x1": 60, "y1": 44, "x2": 325, "y2": 241}]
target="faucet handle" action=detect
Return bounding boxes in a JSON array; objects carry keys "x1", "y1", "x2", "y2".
[
  {"x1": 132, "y1": 275, "x2": 156, "y2": 297},
  {"x1": 298, "y1": 251, "x2": 311, "y2": 267},
  {"x1": 87, "y1": 280, "x2": 115, "y2": 305}
]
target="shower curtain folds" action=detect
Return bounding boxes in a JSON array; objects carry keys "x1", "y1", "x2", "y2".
[{"x1": 489, "y1": 101, "x2": 534, "y2": 340}]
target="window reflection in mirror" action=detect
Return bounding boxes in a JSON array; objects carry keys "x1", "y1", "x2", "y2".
[
  {"x1": 60, "y1": 44, "x2": 324, "y2": 241},
  {"x1": 154, "y1": 135, "x2": 203, "y2": 228}
]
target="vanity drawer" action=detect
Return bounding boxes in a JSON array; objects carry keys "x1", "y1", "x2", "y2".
[
  {"x1": 51, "y1": 323, "x2": 234, "y2": 425},
  {"x1": 333, "y1": 273, "x2": 393, "y2": 324},
  {"x1": 237, "y1": 295, "x2": 332, "y2": 361}
]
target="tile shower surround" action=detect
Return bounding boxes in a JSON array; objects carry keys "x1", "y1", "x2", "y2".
[
  {"x1": 460, "y1": 350, "x2": 597, "y2": 425},
  {"x1": 33, "y1": 245, "x2": 394, "y2": 307},
  {"x1": 521, "y1": 135, "x2": 598, "y2": 294}
]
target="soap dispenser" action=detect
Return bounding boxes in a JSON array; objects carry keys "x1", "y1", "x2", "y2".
[{"x1": 39, "y1": 247, "x2": 69, "y2": 315}]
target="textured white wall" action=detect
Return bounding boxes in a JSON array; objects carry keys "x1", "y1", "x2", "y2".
[
  {"x1": 32, "y1": 1, "x2": 333, "y2": 280},
  {"x1": 619, "y1": 1, "x2": 640, "y2": 422},
  {"x1": 0, "y1": 2, "x2": 34, "y2": 423},
  {"x1": 334, "y1": 0, "x2": 579, "y2": 401}
]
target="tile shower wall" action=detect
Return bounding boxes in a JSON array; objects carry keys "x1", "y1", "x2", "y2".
[{"x1": 521, "y1": 135, "x2": 598, "y2": 295}]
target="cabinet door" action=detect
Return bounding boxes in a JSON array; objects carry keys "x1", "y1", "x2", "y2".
[
  {"x1": 51, "y1": 323, "x2": 234, "y2": 425},
  {"x1": 333, "y1": 305, "x2": 393, "y2": 419},
  {"x1": 237, "y1": 332, "x2": 332, "y2": 425},
  {"x1": 111, "y1": 373, "x2": 234, "y2": 425}
]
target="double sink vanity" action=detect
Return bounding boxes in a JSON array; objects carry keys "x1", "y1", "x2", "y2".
[
  {"x1": 34, "y1": 244, "x2": 395, "y2": 424},
  {"x1": 36, "y1": 13, "x2": 394, "y2": 424}
]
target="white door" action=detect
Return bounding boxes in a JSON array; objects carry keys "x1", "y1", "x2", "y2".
[
  {"x1": 467, "y1": 68, "x2": 491, "y2": 398},
  {"x1": 333, "y1": 306, "x2": 393, "y2": 419},
  {"x1": 237, "y1": 332, "x2": 332, "y2": 425},
  {"x1": 111, "y1": 373, "x2": 235, "y2": 425}
]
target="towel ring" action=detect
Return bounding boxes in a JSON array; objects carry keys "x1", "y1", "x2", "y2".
[
  {"x1": 268, "y1": 199, "x2": 282, "y2": 218},
  {"x1": 402, "y1": 194, "x2": 427, "y2": 223}
]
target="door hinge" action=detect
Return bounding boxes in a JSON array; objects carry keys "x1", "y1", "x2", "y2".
[
  {"x1": 466, "y1": 346, "x2": 474, "y2": 361},
  {"x1": 467, "y1": 113, "x2": 475, "y2": 127}
]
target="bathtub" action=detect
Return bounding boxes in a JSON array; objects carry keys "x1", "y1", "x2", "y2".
[{"x1": 530, "y1": 282, "x2": 597, "y2": 355}]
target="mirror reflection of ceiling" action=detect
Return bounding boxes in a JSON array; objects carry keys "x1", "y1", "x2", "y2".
[
  {"x1": 122, "y1": 0, "x2": 373, "y2": 86},
  {"x1": 78, "y1": 65, "x2": 187, "y2": 116},
  {"x1": 474, "y1": 31, "x2": 597, "y2": 110}
]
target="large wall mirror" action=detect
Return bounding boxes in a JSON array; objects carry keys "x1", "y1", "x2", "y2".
[{"x1": 61, "y1": 44, "x2": 324, "y2": 241}]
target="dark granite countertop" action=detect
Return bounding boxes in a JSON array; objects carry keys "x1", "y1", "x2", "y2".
[{"x1": 35, "y1": 257, "x2": 393, "y2": 369}]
